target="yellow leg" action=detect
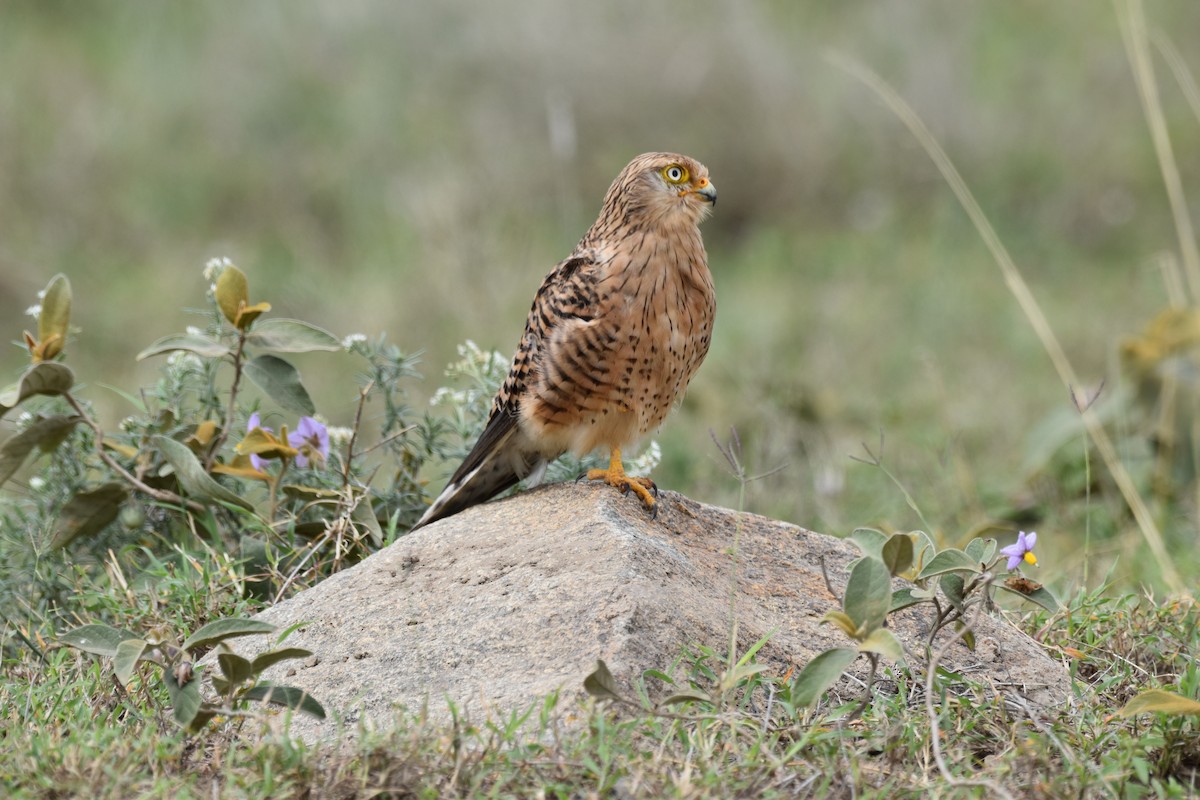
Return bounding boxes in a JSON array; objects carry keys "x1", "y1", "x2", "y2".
[{"x1": 585, "y1": 448, "x2": 658, "y2": 517}]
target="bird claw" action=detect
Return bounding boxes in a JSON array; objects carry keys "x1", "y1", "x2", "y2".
[{"x1": 581, "y1": 459, "x2": 660, "y2": 519}]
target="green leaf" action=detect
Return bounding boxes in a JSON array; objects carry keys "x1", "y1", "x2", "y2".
[
  {"x1": 153, "y1": 435, "x2": 254, "y2": 511},
  {"x1": 1119, "y1": 689, "x2": 1200, "y2": 717},
  {"x1": 180, "y1": 618, "x2": 275, "y2": 652},
  {"x1": 819, "y1": 610, "x2": 860, "y2": 638},
  {"x1": 0, "y1": 414, "x2": 80, "y2": 486},
  {"x1": 790, "y1": 647, "x2": 858, "y2": 707},
  {"x1": 964, "y1": 537, "x2": 997, "y2": 566},
  {"x1": 352, "y1": 500, "x2": 384, "y2": 548},
  {"x1": 113, "y1": 639, "x2": 149, "y2": 686},
  {"x1": 137, "y1": 333, "x2": 231, "y2": 361},
  {"x1": 164, "y1": 667, "x2": 204, "y2": 727},
  {"x1": 661, "y1": 689, "x2": 714, "y2": 707},
  {"x1": 215, "y1": 264, "x2": 249, "y2": 326},
  {"x1": 58, "y1": 624, "x2": 138, "y2": 657},
  {"x1": 858, "y1": 628, "x2": 906, "y2": 664},
  {"x1": 50, "y1": 482, "x2": 129, "y2": 549},
  {"x1": 881, "y1": 533, "x2": 914, "y2": 576},
  {"x1": 218, "y1": 652, "x2": 256, "y2": 687},
  {"x1": 246, "y1": 318, "x2": 341, "y2": 353},
  {"x1": 997, "y1": 582, "x2": 1061, "y2": 612},
  {"x1": 889, "y1": 587, "x2": 928, "y2": 613},
  {"x1": 842, "y1": 556, "x2": 892, "y2": 635},
  {"x1": 37, "y1": 274, "x2": 72, "y2": 355},
  {"x1": 251, "y1": 647, "x2": 313, "y2": 675},
  {"x1": 280, "y1": 484, "x2": 339, "y2": 501},
  {"x1": 583, "y1": 659, "x2": 624, "y2": 703},
  {"x1": 0, "y1": 363, "x2": 75, "y2": 418},
  {"x1": 849, "y1": 528, "x2": 889, "y2": 560},
  {"x1": 917, "y1": 548, "x2": 979, "y2": 579},
  {"x1": 940, "y1": 572, "x2": 966, "y2": 612},
  {"x1": 243, "y1": 684, "x2": 326, "y2": 719},
  {"x1": 244, "y1": 355, "x2": 315, "y2": 415},
  {"x1": 959, "y1": 623, "x2": 976, "y2": 652},
  {"x1": 185, "y1": 709, "x2": 220, "y2": 733},
  {"x1": 911, "y1": 530, "x2": 936, "y2": 573}
]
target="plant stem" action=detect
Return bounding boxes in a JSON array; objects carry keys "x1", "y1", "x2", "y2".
[
  {"x1": 205, "y1": 328, "x2": 248, "y2": 471},
  {"x1": 64, "y1": 392, "x2": 205, "y2": 514}
]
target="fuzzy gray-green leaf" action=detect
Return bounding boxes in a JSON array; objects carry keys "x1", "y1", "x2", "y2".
[
  {"x1": 153, "y1": 435, "x2": 254, "y2": 511},
  {"x1": 58, "y1": 624, "x2": 137, "y2": 657},
  {"x1": 0, "y1": 414, "x2": 80, "y2": 486},
  {"x1": 50, "y1": 482, "x2": 129, "y2": 549},
  {"x1": 137, "y1": 333, "x2": 231, "y2": 361},
  {"x1": 881, "y1": 533, "x2": 914, "y2": 576},
  {"x1": 164, "y1": 667, "x2": 204, "y2": 727},
  {"x1": 180, "y1": 618, "x2": 275, "y2": 652},
  {"x1": 917, "y1": 548, "x2": 979, "y2": 579},
  {"x1": 849, "y1": 528, "x2": 889, "y2": 560},
  {"x1": 244, "y1": 355, "x2": 315, "y2": 415},
  {"x1": 113, "y1": 638, "x2": 149, "y2": 686},
  {"x1": 858, "y1": 628, "x2": 906, "y2": 664},
  {"x1": 246, "y1": 319, "x2": 340, "y2": 353},
  {"x1": 251, "y1": 647, "x2": 313, "y2": 674},
  {"x1": 243, "y1": 684, "x2": 326, "y2": 719},
  {"x1": 217, "y1": 652, "x2": 255, "y2": 686},
  {"x1": 583, "y1": 659, "x2": 624, "y2": 703},
  {"x1": 790, "y1": 647, "x2": 858, "y2": 707},
  {"x1": 843, "y1": 556, "x2": 892, "y2": 634},
  {"x1": 0, "y1": 363, "x2": 75, "y2": 418}
]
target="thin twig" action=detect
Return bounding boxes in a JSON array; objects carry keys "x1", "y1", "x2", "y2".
[
  {"x1": 923, "y1": 585, "x2": 1017, "y2": 800},
  {"x1": 342, "y1": 379, "x2": 374, "y2": 486},
  {"x1": 64, "y1": 392, "x2": 205, "y2": 513},
  {"x1": 204, "y1": 328, "x2": 248, "y2": 471}
]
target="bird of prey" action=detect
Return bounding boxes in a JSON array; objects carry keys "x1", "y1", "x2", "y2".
[{"x1": 414, "y1": 152, "x2": 717, "y2": 529}]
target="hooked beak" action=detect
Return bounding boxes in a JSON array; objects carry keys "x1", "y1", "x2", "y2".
[{"x1": 692, "y1": 180, "x2": 717, "y2": 206}]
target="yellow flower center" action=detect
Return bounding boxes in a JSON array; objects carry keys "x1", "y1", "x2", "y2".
[{"x1": 1024, "y1": 551, "x2": 1038, "y2": 566}]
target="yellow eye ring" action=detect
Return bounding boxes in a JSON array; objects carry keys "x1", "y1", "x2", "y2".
[{"x1": 662, "y1": 165, "x2": 688, "y2": 184}]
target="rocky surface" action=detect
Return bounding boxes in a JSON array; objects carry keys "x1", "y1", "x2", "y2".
[{"x1": 224, "y1": 482, "x2": 1072, "y2": 742}]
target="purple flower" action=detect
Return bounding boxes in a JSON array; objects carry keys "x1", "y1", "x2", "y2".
[
  {"x1": 288, "y1": 416, "x2": 329, "y2": 468},
  {"x1": 246, "y1": 412, "x2": 271, "y2": 471},
  {"x1": 1000, "y1": 531, "x2": 1038, "y2": 571}
]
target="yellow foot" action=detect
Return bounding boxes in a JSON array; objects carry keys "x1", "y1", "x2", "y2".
[{"x1": 581, "y1": 448, "x2": 659, "y2": 518}]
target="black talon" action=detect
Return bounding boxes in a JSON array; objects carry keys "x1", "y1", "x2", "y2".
[
  {"x1": 649, "y1": 502, "x2": 659, "y2": 520},
  {"x1": 575, "y1": 471, "x2": 589, "y2": 484}
]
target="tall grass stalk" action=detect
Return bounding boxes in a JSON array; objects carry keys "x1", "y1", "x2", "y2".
[
  {"x1": 1117, "y1": 0, "x2": 1200, "y2": 296},
  {"x1": 827, "y1": 52, "x2": 1186, "y2": 593}
]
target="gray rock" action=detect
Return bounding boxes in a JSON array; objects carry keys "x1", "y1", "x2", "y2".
[{"x1": 226, "y1": 482, "x2": 1071, "y2": 741}]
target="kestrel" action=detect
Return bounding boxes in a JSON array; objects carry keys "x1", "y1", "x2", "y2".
[{"x1": 414, "y1": 152, "x2": 717, "y2": 529}]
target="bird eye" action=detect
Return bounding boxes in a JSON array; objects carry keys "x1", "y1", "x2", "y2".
[{"x1": 662, "y1": 165, "x2": 688, "y2": 184}]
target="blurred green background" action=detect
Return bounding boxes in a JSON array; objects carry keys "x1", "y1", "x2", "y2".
[{"x1": 3, "y1": 1, "x2": 1199, "y2": 585}]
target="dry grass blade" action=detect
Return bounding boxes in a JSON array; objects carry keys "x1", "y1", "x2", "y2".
[
  {"x1": 826, "y1": 51, "x2": 1185, "y2": 594},
  {"x1": 1116, "y1": 0, "x2": 1200, "y2": 299}
]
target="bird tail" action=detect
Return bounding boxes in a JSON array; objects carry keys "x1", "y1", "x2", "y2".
[{"x1": 412, "y1": 419, "x2": 546, "y2": 530}]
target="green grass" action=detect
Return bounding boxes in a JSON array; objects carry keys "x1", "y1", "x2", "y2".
[
  {"x1": 4, "y1": 586, "x2": 1199, "y2": 798},
  {"x1": 4, "y1": 1, "x2": 1200, "y2": 796}
]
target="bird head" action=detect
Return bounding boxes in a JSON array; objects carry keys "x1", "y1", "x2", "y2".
[{"x1": 605, "y1": 152, "x2": 717, "y2": 228}]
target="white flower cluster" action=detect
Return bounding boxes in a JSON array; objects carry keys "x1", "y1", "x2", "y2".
[
  {"x1": 431, "y1": 340, "x2": 507, "y2": 409},
  {"x1": 25, "y1": 305, "x2": 42, "y2": 318},
  {"x1": 203, "y1": 256, "x2": 234, "y2": 283},
  {"x1": 166, "y1": 351, "x2": 204, "y2": 370},
  {"x1": 341, "y1": 333, "x2": 368, "y2": 351},
  {"x1": 326, "y1": 426, "x2": 355, "y2": 447},
  {"x1": 429, "y1": 386, "x2": 467, "y2": 407},
  {"x1": 625, "y1": 440, "x2": 662, "y2": 475}
]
